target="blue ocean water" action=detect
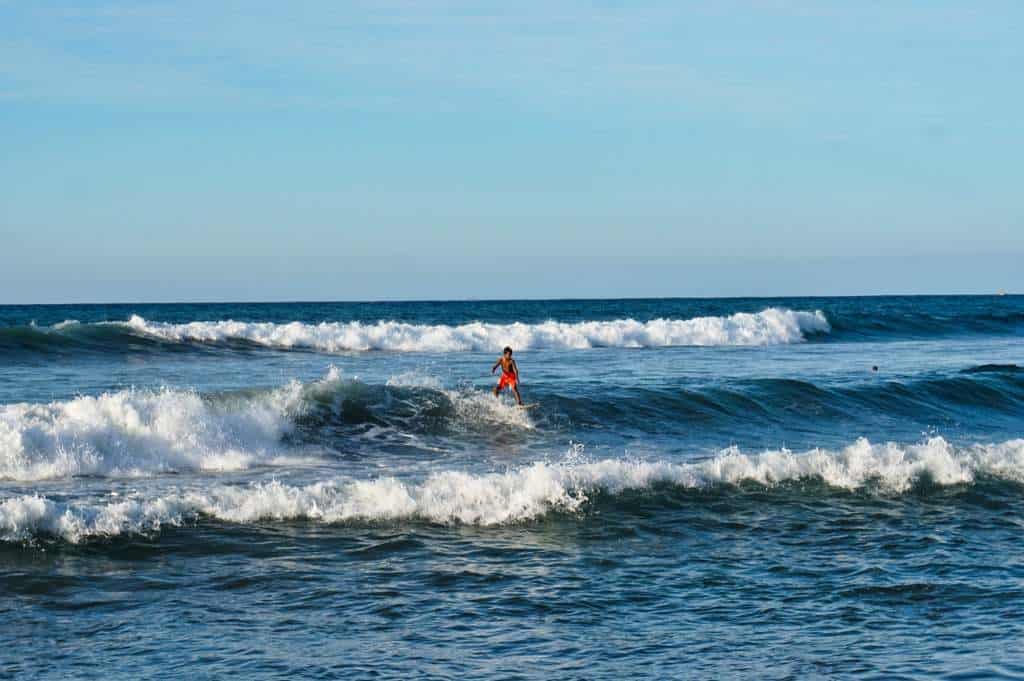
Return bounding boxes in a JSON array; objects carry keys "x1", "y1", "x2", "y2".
[{"x1": 1, "y1": 295, "x2": 1023, "y2": 679}]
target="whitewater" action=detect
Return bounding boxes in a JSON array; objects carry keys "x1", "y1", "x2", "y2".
[
  {"x1": 4, "y1": 436, "x2": 1024, "y2": 543},
  {"x1": 114, "y1": 307, "x2": 829, "y2": 352},
  {"x1": 0, "y1": 367, "x2": 537, "y2": 481}
]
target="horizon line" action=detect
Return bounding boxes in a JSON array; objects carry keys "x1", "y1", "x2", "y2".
[{"x1": 1, "y1": 291, "x2": 1018, "y2": 308}]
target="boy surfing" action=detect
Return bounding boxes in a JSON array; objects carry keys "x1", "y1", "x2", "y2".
[{"x1": 492, "y1": 346, "x2": 523, "y2": 405}]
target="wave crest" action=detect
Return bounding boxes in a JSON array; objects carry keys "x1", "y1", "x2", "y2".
[
  {"x1": 0, "y1": 368, "x2": 532, "y2": 481},
  {"x1": 118, "y1": 308, "x2": 829, "y2": 352},
  {"x1": 0, "y1": 384, "x2": 304, "y2": 481},
  {"x1": 5, "y1": 437, "x2": 1024, "y2": 542}
]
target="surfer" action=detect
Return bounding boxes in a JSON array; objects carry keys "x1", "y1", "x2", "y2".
[{"x1": 492, "y1": 346, "x2": 523, "y2": 405}]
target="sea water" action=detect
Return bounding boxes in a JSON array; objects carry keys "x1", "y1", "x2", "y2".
[{"x1": 2, "y1": 296, "x2": 1023, "y2": 678}]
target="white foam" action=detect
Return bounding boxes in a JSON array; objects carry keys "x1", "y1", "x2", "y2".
[
  {"x1": 456, "y1": 394, "x2": 534, "y2": 429},
  {"x1": 0, "y1": 494, "x2": 193, "y2": 543},
  {"x1": 385, "y1": 372, "x2": 444, "y2": 390},
  {"x1": 385, "y1": 370, "x2": 534, "y2": 429},
  {"x1": 6, "y1": 437, "x2": 1024, "y2": 542},
  {"x1": 118, "y1": 308, "x2": 830, "y2": 353},
  {"x1": 0, "y1": 367, "x2": 531, "y2": 481},
  {"x1": 0, "y1": 382, "x2": 305, "y2": 481}
]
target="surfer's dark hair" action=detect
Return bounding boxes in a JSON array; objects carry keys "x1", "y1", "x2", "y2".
[{"x1": 504, "y1": 346, "x2": 512, "y2": 354}]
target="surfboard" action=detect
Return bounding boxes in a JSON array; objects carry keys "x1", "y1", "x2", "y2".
[{"x1": 517, "y1": 403, "x2": 540, "y2": 410}]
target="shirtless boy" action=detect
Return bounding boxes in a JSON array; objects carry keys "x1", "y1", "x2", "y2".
[{"x1": 492, "y1": 346, "x2": 523, "y2": 405}]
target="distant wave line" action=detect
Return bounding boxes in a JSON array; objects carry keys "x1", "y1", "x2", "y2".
[
  {"x1": 113, "y1": 308, "x2": 830, "y2": 352},
  {"x1": 5, "y1": 436, "x2": 1024, "y2": 543}
]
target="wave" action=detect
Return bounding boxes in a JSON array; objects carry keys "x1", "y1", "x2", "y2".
[
  {"x1": 118, "y1": 309, "x2": 830, "y2": 351},
  {"x1": 5, "y1": 437, "x2": 1024, "y2": 543},
  {"x1": 962, "y1": 363, "x2": 1022, "y2": 374},
  {"x1": 0, "y1": 319, "x2": 221, "y2": 357},
  {"x1": 0, "y1": 383, "x2": 302, "y2": 481},
  {"x1": 541, "y1": 368, "x2": 1024, "y2": 438},
  {"x1": 0, "y1": 368, "x2": 532, "y2": 482},
  {"x1": 0, "y1": 309, "x2": 830, "y2": 356},
  {"x1": 0, "y1": 320, "x2": 135, "y2": 355},
  {"x1": 4, "y1": 364, "x2": 1023, "y2": 483},
  {"x1": 825, "y1": 308, "x2": 1024, "y2": 339},
  {"x1": 4, "y1": 298, "x2": 1023, "y2": 359}
]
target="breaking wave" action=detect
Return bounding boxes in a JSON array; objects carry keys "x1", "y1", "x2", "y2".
[
  {"x1": 5, "y1": 362, "x2": 1024, "y2": 483},
  {"x1": 119, "y1": 308, "x2": 829, "y2": 351},
  {"x1": 0, "y1": 368, "x2": 531, "y2": 482},
  {"x1": 0, "y1": 309, "x2": 830, "y2": 357},
  {"x1": 0, "y1": 383, "x2": 302, "y2": 481},
  {"x1": 4, "y1": 437, "x2": 1024, "y2": 542}
]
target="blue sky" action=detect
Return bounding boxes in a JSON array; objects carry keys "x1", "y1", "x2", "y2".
[{"x1": 1, "y1": 1, "x2": 1021, "y2": 302}]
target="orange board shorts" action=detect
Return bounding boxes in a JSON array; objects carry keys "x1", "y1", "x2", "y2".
[{"x1": 497, "y1": 372, "x2": 517, "y2": 390}]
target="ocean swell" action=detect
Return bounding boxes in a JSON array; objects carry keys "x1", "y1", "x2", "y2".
[
  {"x1": 0, "y1": 379, "x2": 314, "y2": 481},
  {"x1": 5, "y1": 437, "x2": 1024, "y2": 542},
  {"x1": 118, "y1": 308, "x2": 829, "y2": 352},
  {"x1": 0, "y1": 368, "x2": 532, "y2": 482},
  {"x1": 5, "y1": 364, "x2": 1022, "y2": 484}
]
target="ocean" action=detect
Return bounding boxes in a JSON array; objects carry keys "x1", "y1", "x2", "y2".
[{"x1": 2, "y1": 295, "x2": 1023, "y2": 679}]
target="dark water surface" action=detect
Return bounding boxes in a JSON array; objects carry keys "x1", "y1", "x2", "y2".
[{"x1": 2, "y1": 296, "x2": 1023, "y2": 679}]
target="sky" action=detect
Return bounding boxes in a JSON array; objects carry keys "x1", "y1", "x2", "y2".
[{"x1": 1, "y1": 1, "x2": 1021, "y2": 303}]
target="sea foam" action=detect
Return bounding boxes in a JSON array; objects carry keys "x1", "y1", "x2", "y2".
[
  {"x1": 0, "y1": 367, "x2": 531, "y2": 481},
  {"x1": 5, "y1": 437, "x2": 1023, "y2": 542},
  {"x1": 119, "y1": 308, "x2": 830, "y2": 352},
  {"x1": 0, "y1": 382, "x2": 304, "y2": 481}
]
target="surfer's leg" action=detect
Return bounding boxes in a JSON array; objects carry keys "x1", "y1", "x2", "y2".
[{"x1": 512, "y1": 386, "x2": 523, "y2": 405}]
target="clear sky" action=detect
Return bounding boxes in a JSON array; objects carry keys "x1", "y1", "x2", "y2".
[{"x1": 1, "y1": 1, "x2": 1021, "y2": 303}]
